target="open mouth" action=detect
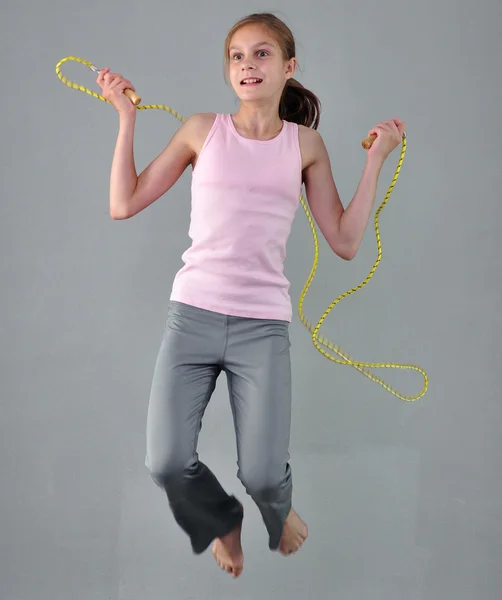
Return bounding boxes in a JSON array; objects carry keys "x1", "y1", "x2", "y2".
[{"x1": 240, "y1": 78, "x2": 263, "y2": 86}]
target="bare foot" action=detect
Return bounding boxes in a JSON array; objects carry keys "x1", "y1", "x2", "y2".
[
  {"x1": 279, "y1": 508, "x2": 308, "y2": 556},
  {"x1": 212, "y1": 520, "x2": 244, "y2": 578}
]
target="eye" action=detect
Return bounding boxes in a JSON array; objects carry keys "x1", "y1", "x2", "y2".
[
  {"x1": 257, "y1": 50, "x2": 269, "y2": 57},
  {"x1": 232, "y1": 53, "x2": 243, "y2": 60}
]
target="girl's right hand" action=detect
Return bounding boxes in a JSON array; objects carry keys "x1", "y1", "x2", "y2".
[{"x1": 96, "y1": 67, "x2": 136, "y2": 117}]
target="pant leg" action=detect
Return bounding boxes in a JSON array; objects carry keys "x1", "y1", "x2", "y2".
[
  {"x1": 145, "y1": 301, "x2": 243, "y2": 554},
  {"x1": 223, "y1": 316, "x2": 293, "y2": 550}
]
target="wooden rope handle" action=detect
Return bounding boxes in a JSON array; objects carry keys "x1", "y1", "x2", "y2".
[
  {"x1": 362, "y1": 133, "x2": 377, "y2": 150},
  {"x1": 362, "y1": 131, "x2": 406, "y2": 150},
  {"x1": 124, "y1": 88, "x2": 141, "y2": 105}
]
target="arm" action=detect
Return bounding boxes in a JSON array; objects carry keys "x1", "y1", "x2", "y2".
[
  {"x1": 109, "y1": 113, "x2": 206, "y2": 220},
  {"x1": 337, "y1": 153, "x2": 385, "y2": 258},
  {"x1": 301, "y1": 119, "x2": 405, "y2": 260}
]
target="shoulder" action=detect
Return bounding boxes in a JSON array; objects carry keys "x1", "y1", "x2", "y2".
[
  {"x1": 175, "y1": 112, "x2": 218, "y2": 155},
  {"x1": 185, "y1": 112, "x2": 218, "y2": 127},
  {"x1": 297, "y1": 124, "x2": 327, "y2": 171},
  {"x1": 179, "y1": 112, "x2": 217, "y2": 138}
]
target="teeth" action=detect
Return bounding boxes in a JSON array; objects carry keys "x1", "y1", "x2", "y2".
[{"x1": 242, "y1": 78, "x2": 262, "y2": 84}]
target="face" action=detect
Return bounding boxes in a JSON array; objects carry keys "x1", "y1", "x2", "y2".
[{"x1": 227, "y1": 24, "x2": 296, "y2": 103}]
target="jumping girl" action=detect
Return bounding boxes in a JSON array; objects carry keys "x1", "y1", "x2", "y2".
[{"x1": 96, "y1": 12, "x2": 405, "y2": 579}]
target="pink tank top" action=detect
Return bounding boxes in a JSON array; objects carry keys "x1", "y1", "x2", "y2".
[{"x1": 170, "y1": 113, "x2": 303, "y2": 321}]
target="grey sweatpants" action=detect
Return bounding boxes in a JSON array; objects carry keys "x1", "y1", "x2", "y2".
[{"x1": 145, "y1": 300, "x2": 293, "y2": 554}]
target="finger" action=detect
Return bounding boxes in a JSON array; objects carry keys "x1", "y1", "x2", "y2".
[
  {"x1": 96, "y1": 67, "x2": 109, "y2": 84},
  {"x1": 388, "y1": 120, "x2": 400, "y2": 134},
  {"x1": 110, "y1": 75, "x2": 130, "y2": 90},
  {"x1": 112, "y1": 80, "x2": 131, "y2": 94},
  {"x1": 107, "y1": 75, "x2": 126, "y2": 90},
  {"x1": 373, "y1": 122, "x2": 393, "y2": 136},
  {"x1": 110, "y1": 77, "x2": 135, "y2": 93},
  {"x1": 368, "y1": 124, "x2": 385, "y2": 137},
  {"x1": 392, "y1": 118, "x2": 406, "y2": 134},
  {"x1": 107, "y1": 76, "x2": 124, "y2": 89},
  {"x1": 382, "y1": 120, "x2": 400, "y2": 139},
  {"x1": 122, "y1": 79, "x2": 135, "y2": 91},
  {"x1": 103, "y1": 72, "x2": 120, "y2": 84}
]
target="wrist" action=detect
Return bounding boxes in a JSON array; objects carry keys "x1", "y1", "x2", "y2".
[
  {"x1": 365, "y1": 151, "x2": 385, "y2": 171},
  {"x1": 118, "y1": 110, "x2": 137, "y2": 126}
]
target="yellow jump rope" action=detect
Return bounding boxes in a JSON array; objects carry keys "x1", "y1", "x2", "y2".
[{"x1": 55, "y1": 55, "x2": 428, "y2": 402}]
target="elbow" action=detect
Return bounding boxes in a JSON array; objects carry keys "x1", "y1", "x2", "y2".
[
  {"x1": 110, "y1": 187, "x2": 138, "y2": 220},
  {"x1": 110, "y1": 210, "x2": 128, "y2": 220},
  {"x1": 109, "y1": 202, "x2": 131, "y2": 220},
  {"x1": 338, "y1": 249, "x2": 356, "y2": 261},
  {"x1": 110, "y1": 210, "x2": 129, "y2": 220},
  {"x1": 326, "y1": 221, "x2": 358, "y2": 260},
  {"x1": 333, "y1": 241, "x2": 357, "y2": 261}
]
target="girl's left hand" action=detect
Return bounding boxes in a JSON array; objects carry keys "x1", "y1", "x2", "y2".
[{"x1": 367, "y1": 118, "x2": 406, "y2": 161}]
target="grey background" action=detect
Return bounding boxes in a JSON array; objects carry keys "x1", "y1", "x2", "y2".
[{"x1": 2, "y1": 0, "x2": 501, "y2": 598}]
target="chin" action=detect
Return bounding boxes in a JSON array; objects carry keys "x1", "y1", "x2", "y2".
[
  {"x1": 238, "y1": 95, "x2": 269, "y2": 105},
  {"x1": 235, "y1": 86, "x2": 268, "y2": 100}
]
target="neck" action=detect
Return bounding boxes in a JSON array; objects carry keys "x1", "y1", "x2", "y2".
[{"x1": 231, "y1": 102, "x2": 283, "y2": 140}]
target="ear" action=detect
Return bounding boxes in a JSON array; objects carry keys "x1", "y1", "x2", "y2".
[{"x1": 285, "y1": 57, "x2": 297, "y2": 80}]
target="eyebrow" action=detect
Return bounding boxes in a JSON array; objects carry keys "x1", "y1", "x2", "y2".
[{"x1": 229, "y1": 41, "x2": 275, "y2": 51}]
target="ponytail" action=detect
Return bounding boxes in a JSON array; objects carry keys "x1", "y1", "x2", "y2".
[{"x1": 280, "y1": 78, "x2": 321, "y2": 130}]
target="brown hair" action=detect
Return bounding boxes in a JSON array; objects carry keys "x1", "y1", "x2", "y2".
[{"x1": 223, "y1": 13, "x2": 321, "y2": 129}]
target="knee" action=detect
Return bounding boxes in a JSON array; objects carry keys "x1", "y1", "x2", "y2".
[
  {"x1": 238, "y1": 462, "x2": 291, "y2": 502},
  {"x1": 145, "y1": 451, "x2": 187, "y2": 486}
]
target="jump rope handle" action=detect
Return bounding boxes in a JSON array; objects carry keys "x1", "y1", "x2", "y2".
[
  {"x1": 124, "y1": 88, "x2": 141, "y2": 105},
  {"x1": 90, "y1": 65, "x2": 142, "y2": 105},
  {"x1": 362, "y1": 131, "x2": 406, "y2": 150},
  {"x1": 361, "y1": 133, "x2": 377, "y2": 149}
]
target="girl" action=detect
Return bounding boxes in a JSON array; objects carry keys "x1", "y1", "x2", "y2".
[{"x1": 97, "y1": 12, "x2": 405, "y2": 579}]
